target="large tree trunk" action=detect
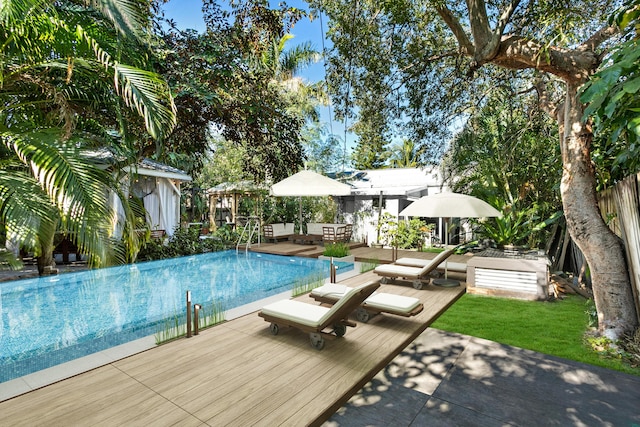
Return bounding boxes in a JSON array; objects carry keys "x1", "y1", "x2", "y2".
[
  {"x1": 560, "y1": 83, "x2": 638, "y2": 339},
  {"x1": 36, "y1": 227, "x2": 56, "y2": 276}
]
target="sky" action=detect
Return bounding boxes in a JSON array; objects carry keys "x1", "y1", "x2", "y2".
[{"x1": 160, "y1": 0, "x2": 356, "y2": 157}]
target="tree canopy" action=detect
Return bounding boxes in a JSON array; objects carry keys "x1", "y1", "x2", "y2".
[{"x1": 310, "y1": 0, "x2": 638, "y2": 339}]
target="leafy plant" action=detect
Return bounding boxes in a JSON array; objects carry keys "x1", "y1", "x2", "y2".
[
  {"x1": 377, "y1": 213, "x2": 431, "y2": 249},
  {"x1": 322, "y1": 242, "x2": 351, "y2": 258},
  {"x1": 475, "y1": 207, "x2": 562, "y2": 248}
]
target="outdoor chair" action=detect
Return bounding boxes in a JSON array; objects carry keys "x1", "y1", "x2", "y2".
[
  {"x1": 323, "y1": 226, "x2": 337, "y2": 243},
  {"x1": 373, "y1": 249, "x2": 455, "y2": 289},
  {"x1": 344, "y1": 224, "x2": 353, "y2": 242},
  {"x1": 309, "y1": 283, "x2": 423, "y2": 323},
  {"x1": 258, "y1": 281, "x2": 379, "y2": 350}
]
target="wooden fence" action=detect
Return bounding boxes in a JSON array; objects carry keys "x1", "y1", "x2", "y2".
[{"x1": 598, "y1": 173, "x2": 640, "y2": 322}]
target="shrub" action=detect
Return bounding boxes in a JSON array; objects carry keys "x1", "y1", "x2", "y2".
[{"x1": 323, "y1": 242, "x2": 351, "y2": 257}]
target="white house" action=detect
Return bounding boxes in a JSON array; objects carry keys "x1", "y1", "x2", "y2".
[{"x1": 333, "y1": 168, "x2": 449, "y2": 245}]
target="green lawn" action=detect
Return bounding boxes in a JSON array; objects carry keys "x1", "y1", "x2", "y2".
[{"x1": 431, "y1": 293, "x2": 640, "y2": 376}]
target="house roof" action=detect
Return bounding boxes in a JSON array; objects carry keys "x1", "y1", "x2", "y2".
[
  {"x1": 126, "y1": 158, "x2": 192, "y2": 182},
  {"x1": 206, "y1": 180, "x2": 268, "y2": 195},
  {"x1": 339, "y1": 168, "x2": 444, "y2": 197}
]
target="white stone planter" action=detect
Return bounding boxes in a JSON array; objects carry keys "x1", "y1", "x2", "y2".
[{"x1": 318, "y1": 255, "x2": 355, "y2": 263}]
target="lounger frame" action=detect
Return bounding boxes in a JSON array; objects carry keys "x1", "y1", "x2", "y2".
[
  {"x1": 374, "y1": 249, "x2": 455, "y2": 289},
  {"x1": 310, "y1": 293, "x2": 424, "y2": 323},
  {"x1": 258, "y1": 281, "x2": 379, "y2": 349}
]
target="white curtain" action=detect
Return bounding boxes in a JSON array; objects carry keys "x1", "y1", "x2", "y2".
[
  {"x1": 109, "y1": 189, "x2": 126, "y2": 239},
  {"x1": 143, "y1": 178, "x2": 181, "y2": 236}
]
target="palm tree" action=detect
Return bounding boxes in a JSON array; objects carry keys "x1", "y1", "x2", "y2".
[
  {"x1": 0, "y1": 0, "x2": 176, "y2": 273},
  {"x1": 389, "y1": 139, "x2": 420, "y2": 168}
]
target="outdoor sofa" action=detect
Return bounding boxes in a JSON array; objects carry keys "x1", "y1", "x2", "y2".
[{"x1": 263, "y1": 223, "x2": 295, "y2": 243}]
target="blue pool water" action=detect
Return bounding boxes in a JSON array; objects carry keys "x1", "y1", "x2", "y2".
[{"x1": 0, "y1": 251, "x2": 352, "y2": 383}]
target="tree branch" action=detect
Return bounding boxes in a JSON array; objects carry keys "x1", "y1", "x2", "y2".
[
  {"x1": 491, "y1": 35, "x2": 600, "y2": 83},
  {"x1": 436, "y1": 5, "x2": 474, "y2": 55},
  {"x1": 466, "y1": 0, "x2": 492, "y2": 45},
  {"x1": 578, "y1": 25, "x2": 618, "y2": 52},
  {"x1": 495, "y1": 0, "x2": 521, "y2": 38}
]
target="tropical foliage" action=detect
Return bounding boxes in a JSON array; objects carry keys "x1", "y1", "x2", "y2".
[
  {"x1": 442, "y1": 85, "x2": 563, "y2": 248},
  {"x1": 311, "y1": 0, "x2": 638, "y2": 339},
  {"x1": 1, "y1": 0, "x2": 176, "y2": 271},
  {"x1": 581, "y1": 0, "x2": 640, "y2": 187}
]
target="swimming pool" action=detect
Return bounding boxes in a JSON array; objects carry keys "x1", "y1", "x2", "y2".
[{"x1": 0, "y1": 251, "x2": 352, "y2": 384}]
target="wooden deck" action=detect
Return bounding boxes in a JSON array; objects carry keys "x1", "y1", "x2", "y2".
[{"x1": 0, "y1": 269, "x2": 465, "y2": 426}]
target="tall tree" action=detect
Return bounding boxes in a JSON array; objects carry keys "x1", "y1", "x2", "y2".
[
  {"x1": 1, "y1": 0, "x2": 176, "y2": 272},
  {"x1": 312, "y1": 0, "x2": 637, "y2": 339},
  {"x1": 442, "y1": 83, "x2": 562, "y2": 248},
  {"x1": 155, "y1": 1, "x2": 307, "y2": 182},
  {"x1": 389, "y1": 139, "x2": 420, "y2": 168}
]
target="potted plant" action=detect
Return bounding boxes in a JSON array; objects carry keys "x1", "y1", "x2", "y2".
[{"x1": 318, "y1": 242, "x2": 355, "y2": 263}]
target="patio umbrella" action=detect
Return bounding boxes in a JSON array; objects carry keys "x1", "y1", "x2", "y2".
[
  {"x1": 399, "y1": 192, "x2": 501, "y2": 219},
  {"x1": 399, "y1": 192, "x2": 501, "y2": 285},
  {"x1": 270, "y1": 170, "x2": 351, "y2": 233}
]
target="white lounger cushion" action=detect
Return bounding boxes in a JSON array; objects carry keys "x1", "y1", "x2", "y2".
[
  {"x1": 311, "y1": 284, "x2": 421, "y2": 313},
  {"x1": 262, "y1": 282, "x2": 374, "y2": 327},
  {"x1": 365, "y1": 293, "x2": 421, "y2": 312},
  {"x1": 261, "y1": 300, "x2": 330, "y2": 327},
  {"x1": 374, "y1": 263, "x2": 425, "y2": 278},
  {"x1": 394, "y1": 257, "x2": 467, "y2": 273}
]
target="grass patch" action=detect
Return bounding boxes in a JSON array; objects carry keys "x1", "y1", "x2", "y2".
[
  {"x1": 432, "y1": 294, "x2": 640, "y2": 376},
  {"x1": 359, "y1": 258, "x2": 379, "y2": 273},
  {"x1": 292, "y1": 273, "x2": 325, "y2": 297}
]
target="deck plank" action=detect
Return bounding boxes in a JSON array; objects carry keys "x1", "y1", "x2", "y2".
[{"x1": 0, "y1": 259, "x2": 465, "y2": 426}]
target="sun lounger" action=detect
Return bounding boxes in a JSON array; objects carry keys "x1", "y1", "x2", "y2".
[
  {"x1": 373, "y1": 249, "x2": 455, "y2": 289},
  {"x1": 394, "y1": 256, "x2": 467, "y2": 274},
  {"x1": 309, "y1": 283, "x2": 423, "y2": 323},
  {"x1": 258, "y1": 281, "x2": 379, "y2": 350}
]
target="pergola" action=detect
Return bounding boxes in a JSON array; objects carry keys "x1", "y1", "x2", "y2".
[{"x1": 206, "y1": 181, "x2": 267, "y2": 229}]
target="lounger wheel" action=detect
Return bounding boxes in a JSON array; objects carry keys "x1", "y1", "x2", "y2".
[
  {"x1": 413, "y1": 280, "x2": 424, "y2": 290},
  {"x1": 310, "y1": 333, "x2": 325, "y2": 350},
  {"x1": 380, "y1": 277, "x2": 390, "y2": 284},
  {"x1": 269, "y1": 323, "x2": 279, "y2": 335},
  {"x1": 355, "y1": 308, "x2": 371, "y2": 323},
  {"x1": 333, "y1": 324, "x2": 347, "y2": 337}
]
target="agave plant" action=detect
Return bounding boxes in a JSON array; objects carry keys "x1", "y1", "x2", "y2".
[{"x1": 0, "y1": 0, "x2": 176, "y2": 272}]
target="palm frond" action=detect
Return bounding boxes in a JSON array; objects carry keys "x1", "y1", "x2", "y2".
[
  {"x1": 89, "y1": 0, "x2": 150, "y2": 42},
  {"x1": 3, "y1": 130, "x2": 121, "y2": 266},
  {"x1": 113, "y1": 63, "x2": 177, "y2": 140}
]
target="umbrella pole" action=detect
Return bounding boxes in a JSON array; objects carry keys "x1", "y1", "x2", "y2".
[
  {"x1": 298, "y1": 197, "x2": 303, "y2": 234},
  {"x1": 433, "y1": 217, "x2": 459, "y2": 287}
]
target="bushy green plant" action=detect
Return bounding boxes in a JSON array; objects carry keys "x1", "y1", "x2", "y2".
[
  {"x1": 377, "y1": 213, "x2": 432, "y2": 249},
  {"x1": 322, "y1": 242, "x2": 351, "y2": 257},
  {"x1": 137, "y1": 224, "x2": 239, "y2": 262},
  {"x1": 475, "y1": 207, "x2": 562, "y2": 248}
]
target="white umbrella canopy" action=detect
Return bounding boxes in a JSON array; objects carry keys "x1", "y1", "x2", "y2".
[
  {"x1": 270, "y1": 170, "x2": 351, "y2": 234},
  {"x1": 399, "y1": 192, "x2": 500, "y2": 285},
  {"x1": 399, "y1": 192, "x2": 501, "y2": 219},
  {"x1": 270, "y1": 170, "x2": 351, "y2": 197}
]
